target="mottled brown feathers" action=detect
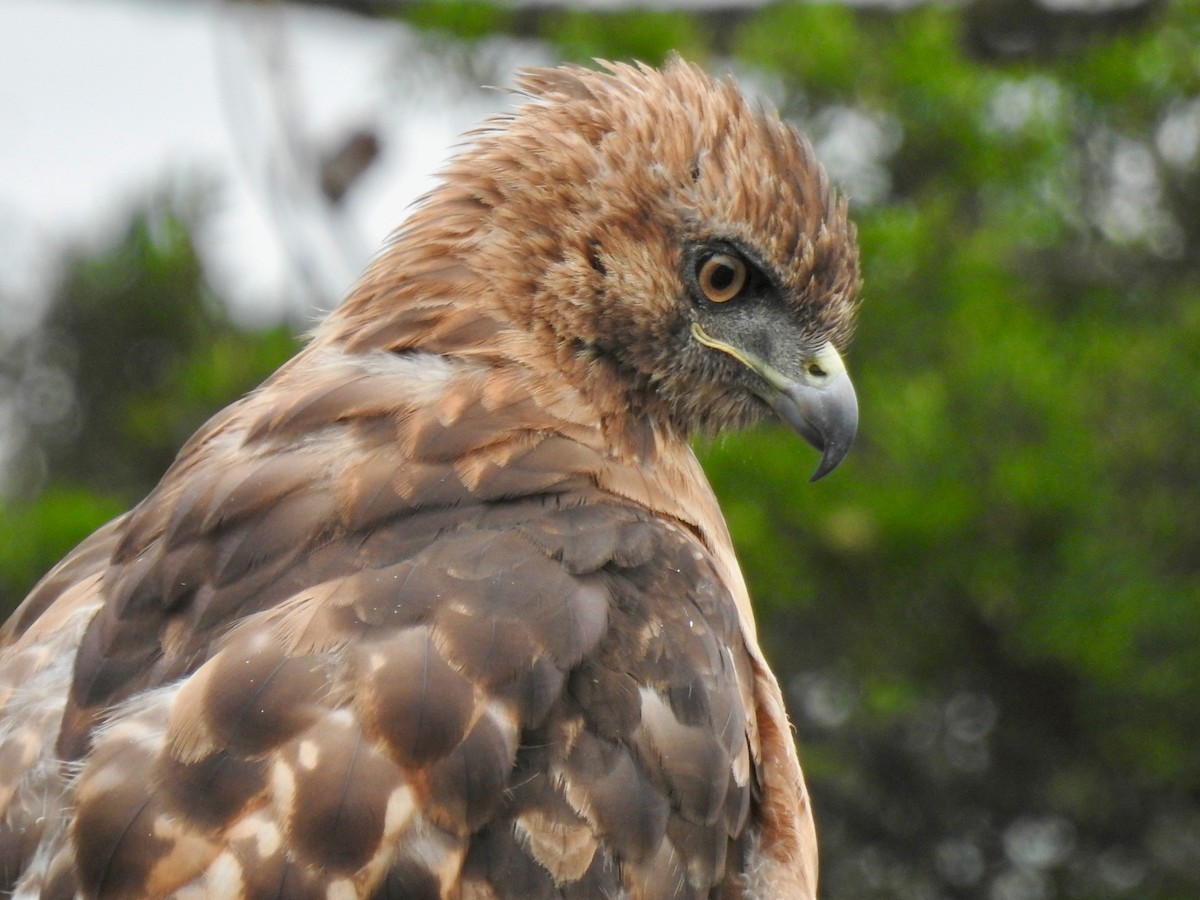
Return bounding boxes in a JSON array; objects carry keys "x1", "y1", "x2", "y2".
[{"x1": 0, "y1": 59, "x2": 860, "y2": 898}]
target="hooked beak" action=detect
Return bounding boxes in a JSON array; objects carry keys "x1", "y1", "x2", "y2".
[{"x1": 692, "y1": 323, "x2": 858, "y2": 481}]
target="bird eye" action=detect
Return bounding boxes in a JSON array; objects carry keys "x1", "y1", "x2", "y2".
[{"x1": 697, "y1": 253, "x2": 748, "y2": 303}]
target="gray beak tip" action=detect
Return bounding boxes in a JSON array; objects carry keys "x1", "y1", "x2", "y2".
[
  {"x1": 774, "y1": 367, "x2": 859, "y2": 482},
  {"x1": 808, "y1": 444, "x2": 847, "y2": 483}
]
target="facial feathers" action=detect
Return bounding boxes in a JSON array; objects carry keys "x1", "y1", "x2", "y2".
[{"x1": 331, "y1": 59, "x2": 860, "y2": 441}]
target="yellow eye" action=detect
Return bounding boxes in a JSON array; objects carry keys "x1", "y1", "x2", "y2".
[{"x1": 697, "y1": 253, "x2": 748, "y2": 303}]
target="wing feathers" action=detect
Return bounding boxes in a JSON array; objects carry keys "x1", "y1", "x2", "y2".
[
  {"x1": 420, "y1": 706, "x2": 518, "y2": 834},
  {"x1": 561, "y1": 731, "x2": 670, "y2": 863},
  {"x1": 282, "y1": 714, "x2": 400, "y2": 872},
  {"x1": 360, "y1": 628, "x2": 476, "y2": 768},
  {"x1": 160, "y1": 751, "x2": 269, "y2": 832},
  {"x1": 192, "y1": 633, "x2": 329, "y2": 757},
  {"x1": 3, "y1": 350, "x2": 764, "y2": 898}
]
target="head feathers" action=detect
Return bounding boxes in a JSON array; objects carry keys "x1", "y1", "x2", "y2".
[{"x1": 325, "y1": 58, "x2": 860, "y2": 441}]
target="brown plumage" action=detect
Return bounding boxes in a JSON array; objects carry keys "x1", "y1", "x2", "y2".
[{"x1": 0, "y1": 60, "x2": 860, "y2": 899}]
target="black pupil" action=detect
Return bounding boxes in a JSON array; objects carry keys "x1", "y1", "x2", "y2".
[{"x1": 710, "y1": 261, "x2": 736, "y2": 291}]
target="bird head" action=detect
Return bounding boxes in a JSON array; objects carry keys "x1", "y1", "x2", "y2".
[{"x1": 333, "y1": 60, "x2": 861, "y2": 480}]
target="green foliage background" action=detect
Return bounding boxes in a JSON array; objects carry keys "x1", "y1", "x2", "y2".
[{"x1": 3, "y1": 2, "x2": 1198, "y2": 897}]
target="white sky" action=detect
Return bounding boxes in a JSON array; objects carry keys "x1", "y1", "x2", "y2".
[{"x1": 0, "y1": 0, "x2": 538, "y2": 328}]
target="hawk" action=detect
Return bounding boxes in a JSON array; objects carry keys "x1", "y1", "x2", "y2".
[{"x1": 0, "y1": 61, "x2": 859, "y2": 898}]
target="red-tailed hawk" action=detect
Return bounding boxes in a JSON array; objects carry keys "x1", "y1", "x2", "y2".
[{"x1": 0, "y1": 60, "x2": 859, "y2": 898}]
